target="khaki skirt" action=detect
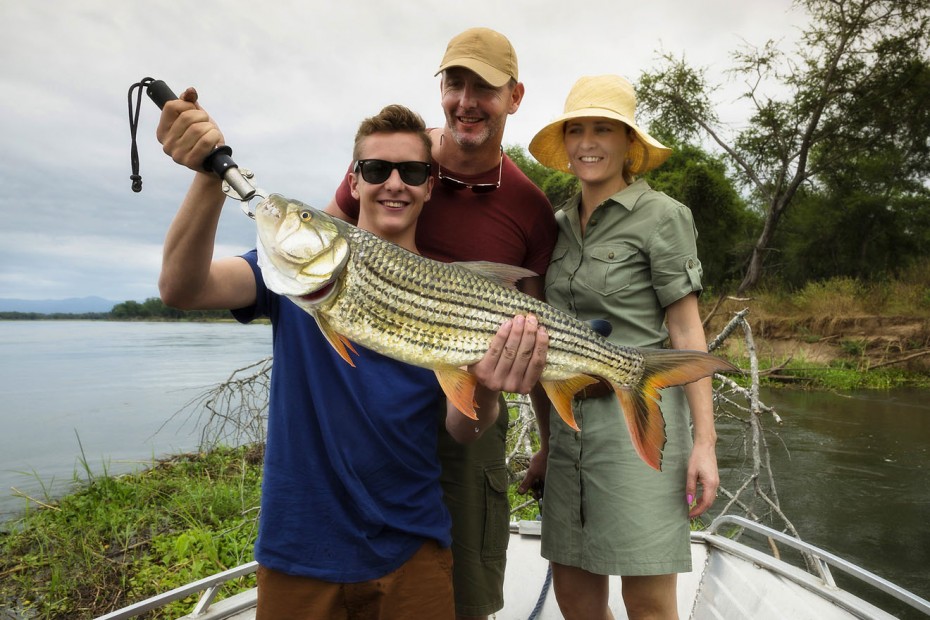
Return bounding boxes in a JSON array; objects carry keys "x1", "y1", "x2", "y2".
[{"x1": 540, "y1": 386, "x2": 693, "y2": 576}]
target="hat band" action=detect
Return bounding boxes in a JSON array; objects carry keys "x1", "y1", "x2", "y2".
[{"x1": 564, "y1": 105, "x2": 633, "y2": 122}]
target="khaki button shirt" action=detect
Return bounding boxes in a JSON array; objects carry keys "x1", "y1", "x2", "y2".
[{"x1": 544, "y1": 179, "x2": 703, "y2": 349}]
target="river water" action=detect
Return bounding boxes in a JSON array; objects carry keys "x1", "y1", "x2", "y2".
[
  {"x1": 0, "y1": 321, "x2": 272, "y2": 521},
  {"x1": 1, "y1": 321, "x2": 928, "y2": 613},
  {"x1": 714, "y1": 387, "x2": 930, "y2": 615}
]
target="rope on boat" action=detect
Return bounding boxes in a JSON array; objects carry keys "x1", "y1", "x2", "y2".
[{"x1": 527, "y1": 562, "x2": 552, "y2": 620}]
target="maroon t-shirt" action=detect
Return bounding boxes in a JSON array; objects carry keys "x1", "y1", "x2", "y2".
[{"x1": 335, "y1": 154, "x2": 556, "y2": 275}]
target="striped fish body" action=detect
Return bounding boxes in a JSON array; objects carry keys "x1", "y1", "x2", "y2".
[
  {"x1": 256, "y1": 195, "x2": 736, "y2": 470},
  {"x1": 327, "y1": 227, "x2": 643, "y2": 383}
]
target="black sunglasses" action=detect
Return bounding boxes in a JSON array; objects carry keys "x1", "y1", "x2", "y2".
[
  {"x1": 437, "y1": 141, "x2": 503, "y2": 194},
  {"x1": 354, "y1": 160, "x2": 432, "y2": 186}
]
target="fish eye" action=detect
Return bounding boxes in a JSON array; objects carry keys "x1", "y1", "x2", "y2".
[{"x1": 299, "y1": 210, "x2": 313, "y2": 221}]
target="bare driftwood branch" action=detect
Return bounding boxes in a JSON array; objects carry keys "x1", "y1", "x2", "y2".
[
  {"x1": 707, "y1": 308, "x2": 750, "y2": 352},
  {"x1": 709, "y1": 310, "x2": 822, "y2": 576},
  {"x1": 867, "y1": 348, "x2": 930, "y2": 370},
  {"x1": 160, "y1": 357, "x2": 272, "y2": 449},
  {"x1": 702, "y1": 295, "x2": 752, "y2": 329}
]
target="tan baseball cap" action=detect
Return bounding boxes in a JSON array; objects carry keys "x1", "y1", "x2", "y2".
[{"x1": 435, "y1": 27, "x2": 518, "y2": 87}]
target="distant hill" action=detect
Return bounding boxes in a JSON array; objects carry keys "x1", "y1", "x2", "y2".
[{"x1": 0, "y1": 296, "x2": 121, "y2": 314}]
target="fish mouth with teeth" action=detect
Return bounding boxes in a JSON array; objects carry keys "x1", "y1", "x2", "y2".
[
  {"x1": 299, "y1": 279, "x2": 337, "y2": 303},
  {"x1": 290, "y1": 259, "x2": 344, "y2": 305}
]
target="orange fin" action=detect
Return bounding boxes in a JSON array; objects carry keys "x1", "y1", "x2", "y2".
[
  {"x1": 541, "y1": 375, "x2": 599, "y2": 431},
  {"x1": 435, "y1": 367, "x2": 479, "y2": 420},
  {"x1": 314, "y1": 316, "x2": 358, "y2": 367},
  {"x1": 616, "y1": 350, "x2": 738, "y2": 472}
]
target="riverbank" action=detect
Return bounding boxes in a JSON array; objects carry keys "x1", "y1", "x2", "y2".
[{"x1": 702, "y1": 293, "x2": 930, "y2": 389}]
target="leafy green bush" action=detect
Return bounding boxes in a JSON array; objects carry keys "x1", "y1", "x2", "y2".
[{"x1": 0, "y1": 447, "x2": 260, "y2": 619}]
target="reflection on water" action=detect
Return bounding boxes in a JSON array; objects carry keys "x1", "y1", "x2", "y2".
[{"x1": 715, "y1": 387, "x2": 930, "y2": 614}]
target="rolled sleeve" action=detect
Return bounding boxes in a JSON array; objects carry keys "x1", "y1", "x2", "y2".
[{"x1": 649, "y1": 207, "x2": 704, "y2": 308}]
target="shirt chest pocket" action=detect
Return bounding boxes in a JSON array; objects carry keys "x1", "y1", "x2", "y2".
[{"x1": 582, "y1": 245, "x2": 640, "y2": 296}]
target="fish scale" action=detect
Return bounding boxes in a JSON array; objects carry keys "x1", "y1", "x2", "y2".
[
  {"x1": 334, "y1": 228, "x2": 625, "y2": 379},
  {"x1": 256, "y1": 194, "x2": 738, "y2": 470}
]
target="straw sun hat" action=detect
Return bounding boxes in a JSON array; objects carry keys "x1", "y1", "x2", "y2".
[{"x1": 529, "y1": 74, "x2": 671, "y2": 176}]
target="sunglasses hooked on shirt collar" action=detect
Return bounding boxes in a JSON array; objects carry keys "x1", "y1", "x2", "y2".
[
  {"x1": 354, "y1": 160, "x2": 432, "y2": 186},
  {"x1": 437, "y1": 136, "x2": 503, "y2": 193}
]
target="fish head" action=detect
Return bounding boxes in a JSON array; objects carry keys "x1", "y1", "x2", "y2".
[{"x1": 254, "y1": 194, "x2": 350, "y2": 306}]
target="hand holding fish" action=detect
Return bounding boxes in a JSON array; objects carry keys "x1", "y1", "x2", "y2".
[
  {"x1": 447, "y1": 318, "x2": 548, "y2": 443},
  {"x1": 156, "y1": 87, "x2": 225, "y2": 173},
  {"x1": 468, "y1": 314, "x2": 549, "y2": 395}
]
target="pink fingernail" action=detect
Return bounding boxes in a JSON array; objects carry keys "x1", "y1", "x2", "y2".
[{"x1": 686, "y1": 494, "x2": 694, "y2": 505}]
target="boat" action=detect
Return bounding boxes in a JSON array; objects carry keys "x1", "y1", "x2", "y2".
[{"x1": 96, "y1": 514, "x2": 929, "y2": 619}]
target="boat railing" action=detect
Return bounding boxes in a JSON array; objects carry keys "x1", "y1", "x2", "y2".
[
  {"x1": 699, "y1": 514, "x2": 930, "y2": 617},
  {"x1": 95, "y1": 515, "x2": 930, "y2": 619},
  {"x1": 94, "y1": 561, "x2": 258, "y2": 620}
]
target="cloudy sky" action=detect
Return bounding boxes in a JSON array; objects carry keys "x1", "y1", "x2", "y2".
[{"x1": 0, "y1": 0, "x2": 805, "y2": 303}]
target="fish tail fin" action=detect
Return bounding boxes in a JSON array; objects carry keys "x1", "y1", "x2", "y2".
[{"x1": 614, "y1": 350, "x2": 737, "y2": 471}]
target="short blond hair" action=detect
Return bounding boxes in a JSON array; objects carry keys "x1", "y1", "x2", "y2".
[{"x1": 353, "y1": 105, "x2": 432, "y2": 162}]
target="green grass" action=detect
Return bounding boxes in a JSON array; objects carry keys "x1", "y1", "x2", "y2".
[
  {"x1": 0, "y1": 446, "x2": 262, "y2": 619},
  {"x1": 740, "y1": 266, "x2": 930, "y2": 319},
  {"x1": 715, "y1": 349, "x2": 930, "y2": 391},
  {"x1": 506, "y1": 403, "x2": 543, "y2": 523},
  {"x1": 1, "y1": 430, "x2": 548, "y2": 619}
]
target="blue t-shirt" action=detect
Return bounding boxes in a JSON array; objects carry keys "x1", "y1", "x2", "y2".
[{"x1": 233, "y1": 250, "x2": 451, "y2": 582}]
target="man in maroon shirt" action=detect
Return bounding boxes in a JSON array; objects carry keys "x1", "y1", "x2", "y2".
[{"x1": 326, "y1": 28, "x2": 556, "y2": 620}]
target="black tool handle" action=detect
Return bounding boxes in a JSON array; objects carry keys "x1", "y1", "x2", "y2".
[
  {"x1": 145, "y1": 79, "x2": 178, "y2": 109},
  {"x1": 145, "y1": 80, "x2": 237, "y2": 180}
]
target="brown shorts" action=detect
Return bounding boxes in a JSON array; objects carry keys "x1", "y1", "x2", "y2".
[{"x1": 255, "y1": 540, "x2": 454, "y2": 620}]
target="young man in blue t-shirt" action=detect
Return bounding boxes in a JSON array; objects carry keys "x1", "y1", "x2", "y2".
[{"x1": 155, "y1": 96, "x2": 529, "y2": 618}]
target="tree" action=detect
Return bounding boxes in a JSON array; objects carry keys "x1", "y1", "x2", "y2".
[
  {"x1": 506, "y1": 145, "x2": 578, "y2": 207},
  {"x1": 637, "y1": 0, "x2": 930, "y2": 293},
  {"x1": 777, "y1": 167, "x2": 930, "y2": 285},
  {"x1": 109, "y1": 297, "x2": 229, "y2": 320}
]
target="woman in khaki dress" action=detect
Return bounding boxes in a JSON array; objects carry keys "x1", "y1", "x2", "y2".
[{"x1": 528, "y1": 75, "x2": 719, "y2": 620}]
